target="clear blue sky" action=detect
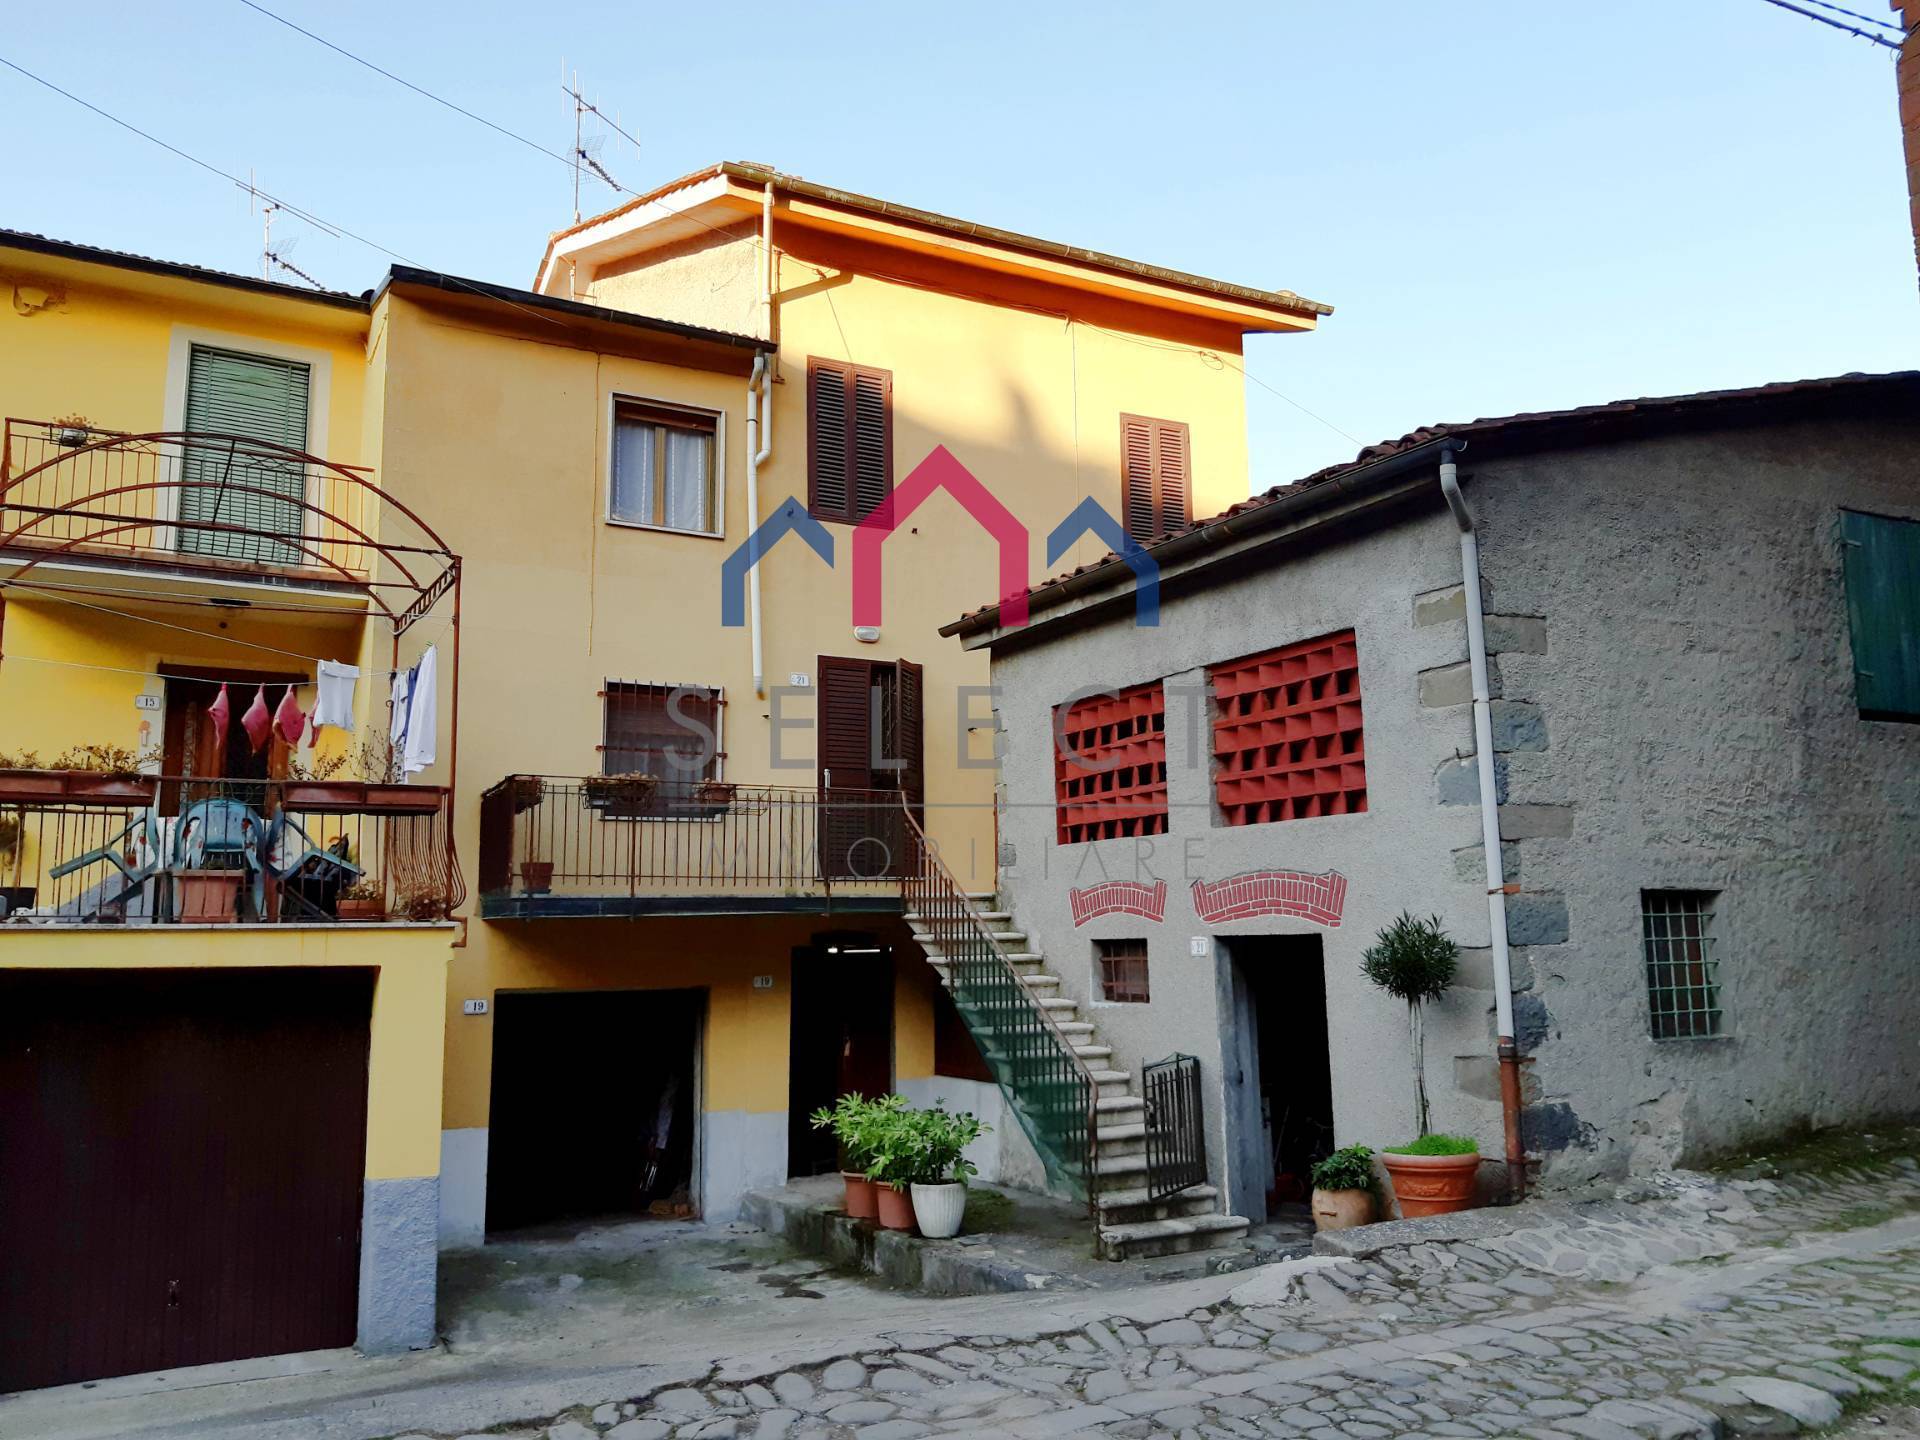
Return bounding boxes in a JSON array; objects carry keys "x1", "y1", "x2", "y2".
[{"x1": 2, "y1": 1, "x2": 1912, "y2": 489}]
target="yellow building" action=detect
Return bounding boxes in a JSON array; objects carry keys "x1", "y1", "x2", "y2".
[{"x1": 0, "y1": 166, "x2": 1327, "y2": 1387}]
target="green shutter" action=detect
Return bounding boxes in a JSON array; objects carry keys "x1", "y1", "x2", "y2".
[
  {"x1": 178, "y1": 345, "x2": 312, "y2": 566},
  {"x1": 1840, "y1": 508, "x2": 1920, "y2": 721}
]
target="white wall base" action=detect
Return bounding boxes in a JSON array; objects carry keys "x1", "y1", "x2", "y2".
[
  {"x1": 898, "y1": 1075, "x2": 1046, "y2": 1191},
  {"x1": 437, "y1": 1128, "x2": 488, "y2": 1250},
  {"x1": 702, "y1": 1110, "x2": 787, "y2": 1221}
]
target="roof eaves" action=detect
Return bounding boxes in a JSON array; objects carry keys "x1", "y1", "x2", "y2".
[{"x1": 0, "y1": 228, "x2": 370, "y2": 311}]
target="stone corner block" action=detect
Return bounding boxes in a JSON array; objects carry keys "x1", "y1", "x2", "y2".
[
  {"x1": 1499, "y1": 803, "x2": 1575, "y2": 841},
  {"x1": 1505, "y1": 892, "x2": 1569, "y2": 946},
  {"x1": 1437, "y1": 754, "x2": 1508, "y2": 806},
  {"x1": 1413, "y1": 585, "x2": 1467, "y2": 627},
  {"x1": 1485, "y1": 613, "x2": 1548, "y2": 654},
  {"x1": 1488, "y1": 699, "x2": 1548, "y2": 753}
]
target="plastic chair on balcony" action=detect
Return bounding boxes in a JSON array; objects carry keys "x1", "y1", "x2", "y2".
[
  {"x1": 260, "y1": 813, "x2": 363, "y2": 921},
  {"x1": 45, "y1": 807, "x2": 166, "y2": 922},
  {"x1": 171, "y1": 797, "x2": 266, "y2": 920}
]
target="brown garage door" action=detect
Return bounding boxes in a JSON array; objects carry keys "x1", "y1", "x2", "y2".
[{"x1": 0, "y1": 968, "x2": 373, "y2": 1393}]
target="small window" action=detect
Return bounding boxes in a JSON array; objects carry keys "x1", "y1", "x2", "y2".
[
  {"x1": 1097, "y1": 939, "x2": 1151, "y2": 1003},
  {"x1": 602, "y1": 681, "x2": 723, "y2": 796},
  {"x1": 1641, "y1": 891, "x2": 1723, "y2": 1040},
  {"x1": 808, "y1": 358, "x2": 892, "y2": 523},
  {"x1": 610, "y1": 399, "x2": 719, "y2": 535},
  {"x1": 1840, "y1": 509, "x2": 1920, "y2": 721},
  {"x1": 1120, "y1": 414, "x2": 1191, "y2": 545}
]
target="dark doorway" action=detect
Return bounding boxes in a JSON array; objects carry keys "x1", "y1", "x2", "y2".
[
  {"x1": 817, "y1": 655, "x2": 922, "y2": 879},
  {"x1": 1225, "y1": 936, "x2": 1334, "y2": 1224},
  {"x1": 0, "y1": 968, "x2": 372, "y2": 1392},
  {"x1": 788, "y1": 939, "x2": 894, "y2": 1177},
  {"x1": 486, "y1": 989, "x2": 701, "y2": 1233}
]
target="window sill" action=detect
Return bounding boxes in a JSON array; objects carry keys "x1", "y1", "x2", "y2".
[{"x1": 604, "y1": 517, "x2": 725, "y2": 542}]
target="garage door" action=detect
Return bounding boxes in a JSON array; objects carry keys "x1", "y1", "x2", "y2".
[{"x1": 0, "y1": 969, "x2": 373, "y2": 1393}]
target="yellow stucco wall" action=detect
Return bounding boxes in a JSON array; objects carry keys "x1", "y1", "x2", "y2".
[{"x1": 0, "y1": 925, "x2": 449, "y2": 1179}]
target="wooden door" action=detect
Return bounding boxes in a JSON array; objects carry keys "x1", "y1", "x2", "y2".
[
  {"x1": 0, "y1": 969, "x2": 372, "y2": 1392},
  {"x1": 816, "y1": 656, "x2": 922, "y2": 880}
]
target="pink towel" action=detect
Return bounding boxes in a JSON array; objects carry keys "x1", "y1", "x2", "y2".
[
  {"x1": 274, "y1": 686, "x2": 306, "y2": 746},
  {"x1": 241, "y1": 686, "x2": 272, "y2": 754},
  {"x1": 207, "y1": 683, "x2": 232, "y2": 758}
]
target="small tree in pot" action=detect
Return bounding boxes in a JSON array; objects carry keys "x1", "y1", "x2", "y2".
[
  {"x1": 903, "y1": 1106, "x2": 988, "y2": 1239},
  {"x1": 809, "y1": 1092, "x2": 903, "y2": 1222},
  {"x1": 1362, "y1": 911, "x2": 1480, "y2": 1216}
]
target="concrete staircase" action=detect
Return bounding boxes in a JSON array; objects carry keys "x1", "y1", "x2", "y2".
[{"x1": 906, "y1": 895, "x2": 1251, "y2": 1261}]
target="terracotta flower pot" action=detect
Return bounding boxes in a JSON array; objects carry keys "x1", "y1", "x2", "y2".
[
  {"x1": 875, "y1": 1183, "x2": 917, "y2": 1232},
  {"x1": 337, "y1": 897, "x2": 387, "y2": 922},
  {"x1": 175, "y1": 871, "x2": 241, "y2": 924},
  {"x1": 1380, "y1": 1151, "x2": 1480, "y2": 1218},
  {"x1": 1311, "y1": 1186, "x2": 1377, "y2": 1232},
  {"x1": 842, "y1": 1172, "x2": 878, "y2": 1221},
  {"x1": 520, "y1": 860, "x2": 554, "y2": 895}
]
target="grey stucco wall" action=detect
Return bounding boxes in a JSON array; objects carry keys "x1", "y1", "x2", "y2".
[
  {"x1": 1468, "y1": 419, "x2": 1920, "y2": 1180},
  {"x1": 357, "y1": 1176, "x2": 438, "y2": 1355},
  {"x1": 985, "y1": 413, "x2": 1920, "y2": 1205},
  {"x1": 991, "y1": 505, "x2": 1509, "y2": 1213}
]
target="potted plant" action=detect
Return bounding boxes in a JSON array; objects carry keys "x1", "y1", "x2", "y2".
[
  {"x1": 861, "y1": 1098, "x2": 928, "y2": 1232},
  {"x1": 337, "y1": 879, "x2": 386, "y2": 922},
  {"x1": 1362, "y1": 911, "x2": 1480, "y2": 1217},
  {"x1": 808, "y1": 1093, "x2": 901, "y2": 1221},
  {"x1": 0, "y1": 745, "x2": 159, "y2": 806},
  {"x1": 1309, "y1": 1144, "x2": 1378, "y2": 1232},
  {"x1": 906, "y1": 1106, "x2": 988, "y2": 1240},
  {"x1": 174, "y1": 868, "x2": 242, "y2": 923},
  {"x1": 583, "y1": 772, "x2": 658, "y2": 814},
  {"x1": 520, "y1": 859, "x2": 554, "y2": 895},
  {"x1": 693, "y1": 779, "x2": 736, "y2": 807},
  {"x1": 509, "y1": 775, "x2": 545, "y2": 814}
]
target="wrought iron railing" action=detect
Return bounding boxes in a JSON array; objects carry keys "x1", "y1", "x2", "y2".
[
  {"x1": 1143, "y1": 1053, "x2": 1208, "y2": 1202},
  {"x1": 477, "y1": 776, "x2": 908, "y2": 902},
  {"x1": 0, "y1": 773, "x2": 461, "y2": 925},
  {"x1": 901, "y1": 804, "x2": 1097, "y2": 1206}
]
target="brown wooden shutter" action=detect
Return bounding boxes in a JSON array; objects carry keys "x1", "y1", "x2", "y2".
[
  {"x1": 892, "y1": 658, "x2": 924, "y2": 810},
  {"x1": 1155, "y1": 420, "x2": 1191, "y2": 537},
  {"x1": 808, "y1": 359, "x2": 850, "y2": 521},
  {"x1": 851, "y1": 369, "x2": 892, "y2": 521},
  {"x1": 1119, "y1": 415, "x2": 1191, "y2": 544},
  {"x1": 817, "y1": 655, "x2": 874, "y2": 790},
  {"x1": 808, "y1": 358, "x2": 892, "y2": 523}
]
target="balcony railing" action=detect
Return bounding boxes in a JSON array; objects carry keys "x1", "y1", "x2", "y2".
[
  {"x1": 0, "y1": 774, "x2": 462, "y2": 926},
  {"x1": 478, "y1": 776, "x2": 909, "y2": 917}
]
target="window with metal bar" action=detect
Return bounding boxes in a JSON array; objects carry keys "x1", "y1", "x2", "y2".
[
  {"x1": 609, "y1": 399, "x2": 719, "y2": 535},
  {"x1": 602, "y1": 682, "x2": 723, "y2": 783},
  {"x1": 1096, "y1": 938, "x2": 1151, "y2": 1003},
  {"x1": 1641, "y1": 890, "x2": 1723, "y2": 1039}
]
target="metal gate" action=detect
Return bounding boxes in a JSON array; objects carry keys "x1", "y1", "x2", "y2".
[{"x1": 1143, "y1": 1053, "x2": 1208, "y2": 1202}]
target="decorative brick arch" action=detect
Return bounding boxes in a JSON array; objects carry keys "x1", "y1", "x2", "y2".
[
  {"x1": 1069, "y1": 880, "x2": 1168, "y2": 926},
  {"x1": 1191, "y1": 870, "x2": 1348, "y2": 928}
]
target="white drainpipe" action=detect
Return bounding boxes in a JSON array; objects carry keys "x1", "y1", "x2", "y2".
[
  {"x1": 1438, "y1": 442, "x2": 1527, "y2": 1197},
  {"x1": 746, "y1": 183, "x2": 777, "y2": 699}
]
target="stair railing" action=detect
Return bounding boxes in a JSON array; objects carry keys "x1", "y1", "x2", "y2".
[{"x1": 900, "y1": 804, "x2": 1098, "y2": 1210}]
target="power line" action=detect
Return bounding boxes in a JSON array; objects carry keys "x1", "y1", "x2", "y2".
[
  {"x1": 0, "y1": 52, "x2": 570, "y2": 330},
  {"x1": 1756, "y1": 0, "x2": 1902, "y2": 50},
  {"x1": 1790, "y1": 0, "x2": 1905, "y2": 33}
]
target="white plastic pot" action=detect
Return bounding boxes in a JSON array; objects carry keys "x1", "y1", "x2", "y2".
[{"x1": 910, "y1": 1182, "x2": 967, "y2": 1239}]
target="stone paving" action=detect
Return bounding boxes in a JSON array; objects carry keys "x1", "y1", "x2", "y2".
[{"x1": 391, "y1": 1152, "x2": 1920, "y2": 1440}]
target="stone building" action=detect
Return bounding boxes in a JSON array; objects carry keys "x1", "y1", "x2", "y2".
[{"x1": 944, "y1": 371, "x2": 1920, "y2": 1224}]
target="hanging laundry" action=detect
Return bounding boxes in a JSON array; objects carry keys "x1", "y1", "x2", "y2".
[
  {"x1": 390, "y1": 665, "x2": 413, "y2": 753},
  {"x1": 313, "y1": 659, "x2": 358, "y2": 733},
  {"x1": 207, "y1": 683, "x2": 232, "y2": 760},
  {"x1": 402, "y1": 645, "x2": 438, "y2": 776},
  {"x1": 241, "y1": 686, "x2": 272, "y2": 754},
  {"x1": 273, "y1": 686, "x2": 306, "y2": 747}
]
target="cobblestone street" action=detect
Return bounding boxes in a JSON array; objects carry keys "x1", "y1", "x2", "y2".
[{"x1": 366, "y1": 1148, "x2": 1920, "y2": 1440}]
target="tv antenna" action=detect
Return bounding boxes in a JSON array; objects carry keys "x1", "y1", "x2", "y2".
[
  {"x1": 242, "y1": 170, "x2": 333, "y2": 290},
  {"x1": 561, "y1": 64, "x2": 640, "y2": 221}
]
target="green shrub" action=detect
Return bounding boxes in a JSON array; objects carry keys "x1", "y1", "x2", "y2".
[
  {"x1": 1309, "y1": 1145, "x2": 1375, "y2": 1192},
  {"x1": 865, "y1": 1105, "x2": 989, "y2": 1189},
  {"x1": 1385, "y1": 1133, "x2": 1479, "y2": 1157},
  {"x1": 807, "y1": 1092, "x2": 907, "y2": 1176}
]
